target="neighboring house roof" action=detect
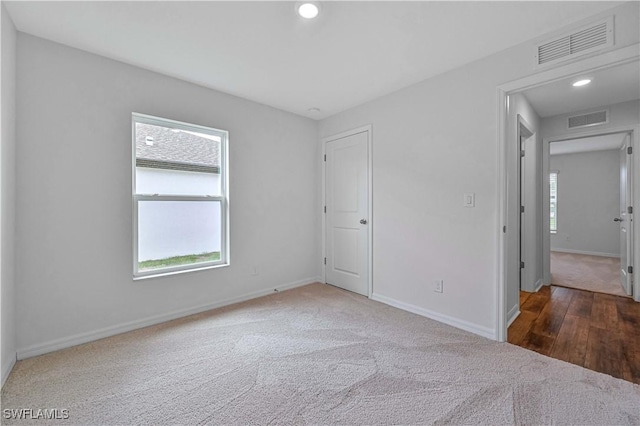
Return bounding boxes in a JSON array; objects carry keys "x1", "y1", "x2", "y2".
[{"x1": 135, "y1": 122, "x2": 220, "y2": 174}]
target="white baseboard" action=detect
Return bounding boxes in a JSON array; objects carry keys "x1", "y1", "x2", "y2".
[
  {"x1": 370, "y1": 293, "x2": 495, "y2": 340},
  {"x1": 17, "y1": 277, "x2": 321, "y2": 360},
  {"x1": 533, "y1": 279, "x2": 544, "y2": 292},
  {"x1": 551, "y1": 248, "x2": 620, "y2": 258},
  {"x1": 507, "y1": 304, "x2": 520, "y2": 327},
  {"x1": 1, "y1": 353, "x2": 16, "y2": 389}
]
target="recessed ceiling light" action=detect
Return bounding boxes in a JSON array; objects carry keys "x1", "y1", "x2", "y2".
[
  {"x1": 572, "y1": 79, "x2": 591, "y2": 87},
  {"x1": 308, "y1": 107, "x2": 321, "y2": 113},
  {"x1": 297, "y1": 2, "x2": 319, "y2": 19}
]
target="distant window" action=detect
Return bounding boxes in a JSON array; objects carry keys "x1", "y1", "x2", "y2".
[
  {"x1": 550, "y1": 171, "x2": 558, "y2": 233},
  {"x1": 132, "y1": 113, "x2": 228, "y2": 278}
]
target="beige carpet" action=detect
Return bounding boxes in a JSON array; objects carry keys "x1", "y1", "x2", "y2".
[
  {"x1": 550, "y1": 251, "x2": 628, "y2": 297},
  {"x1": 2, "y1": 283, "x2": 639, "y2": 425}
]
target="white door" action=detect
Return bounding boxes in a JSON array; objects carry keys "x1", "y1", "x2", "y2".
[
  {"x1": 618, "y1": 133, "x2": 633, "y2": 295},
  {"x1": 325, "y1": 130, "x2": 369, "y2": 296},
  {"x1": 519, "y1": 131, "x2": 537, "y2": 292}
]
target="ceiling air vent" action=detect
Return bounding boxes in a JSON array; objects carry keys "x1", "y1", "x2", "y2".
[
  {"x1": 535, "y1": 17, "x2": 613, "y2": 68},
  {"x1": 567, "y1": 109, "x2": 608, "y2": 129}
]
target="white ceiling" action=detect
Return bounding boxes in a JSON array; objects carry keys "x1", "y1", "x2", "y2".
[
  {"x1": 550, "y1": 133, "x2": 627, "y2": 156},
  {"x1": 524, "y1": 60, "x2": 640, "y2": 118},
  {"x1": 5, "y1": 1, "x2": 626, "y2": 120}
]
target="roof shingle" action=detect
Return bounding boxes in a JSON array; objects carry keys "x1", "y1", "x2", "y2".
[{"x1": 135, "y1": 122, "x2": 220, "y2": 171}]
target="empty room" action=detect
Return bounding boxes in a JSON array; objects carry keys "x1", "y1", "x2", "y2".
[
  {"x1": 1, "y1": 1, "x2": 639, "y2": 425},
  {"x1": 549, "y1": 133, "x2": 629, "y2": 297}
]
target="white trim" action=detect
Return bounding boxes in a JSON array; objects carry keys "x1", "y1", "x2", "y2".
[
  {"x1": 533, "y1": 279, "x2": 544, "y2": 293},
  {"x1": 497, "y1": 44, "x2": 640, "y2": 342},
  {"x1": 507, "y1": 305, "x2": 520, "y2": 327},
  {"x1": 17, "y1": 277, "x2": 320, "y2": 360},
  {"x1": 132, "y1": 261, "x2": 230, "y2": 281},
  {"x1": 1, "y1": 354, "x2": 16, "y2": 388},
  {"x1": 131, "y1": 113, "x2": 230, "y2": 279},
  {"x1": 543, "y1": 125, "x2": 637, "y2": 295},
  {"x1": 321, "y1": 125, "x2": 373, "y2": 298},
  {"x1": 321, "y1": 137, "x2": 326, "y2": 285},
  {"x1": 551, "y1": 248, "x2": 621, "y2": 258},
  {"x1": 133, "y1": 195, "x2": 228, "y2": 278},
  {"x1": 545, "y1": 127, "x2": 636, "y2": 142},
  {"x1": 371, "y1": 293, "x2": 495, "y2": 340},
  {"x1": 496, "y1": 86, "x2": 508, "y2": 342},
  {"x1": 135, "y1": 195, "x2": 225, "y2": 202},
  {"x1": 518, "y1": 115, "x2": 537, "y2": 293}
]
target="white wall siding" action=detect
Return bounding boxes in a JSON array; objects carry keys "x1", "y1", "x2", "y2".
[
  {"x1": 136, "y1": 168, "x2": 223, "y2": 261},
  {"x1": 138, "y1": 200, "x2": 222, "y2": 261},
  {"x1": 136, "y1": 167, "x2": 221, "y2": 196}
]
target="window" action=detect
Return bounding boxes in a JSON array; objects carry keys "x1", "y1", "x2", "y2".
[
  {"x1": 132, "y1": 113, "x2": 228, "y2": 278},
  {"x1": 549, "y1": 171, "x2": 558, "y2": 233}
]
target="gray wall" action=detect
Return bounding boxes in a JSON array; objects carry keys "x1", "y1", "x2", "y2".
[
  {"x1": 1, "y1": 3, "x2": 17, "y2": 386},
  {"x1": 550, "y1": 150, "x2": 621, "y2": 256},
  {"x1": 15, "y1": 34, "x2": 320, "y2": 355},
  {"x1": 541, "y1": 99, "x2": 640, "y2": 282},
  {"x1": 541, "y1": 100, "x2": 640, "y2": 139},
  {"x1": 5, "y1": 1, "x2": 639, "y2": 359},
  {"x1": 319, "y1": 2, "x2": 639, "y2": 336}
]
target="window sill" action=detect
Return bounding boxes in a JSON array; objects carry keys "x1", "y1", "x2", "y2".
[
  {"x1": 550, "y1": 231, "x2": 557, "y2": 234},
  {"x1": 133, "y1": 262, "x2": 229, "y2": 281}
]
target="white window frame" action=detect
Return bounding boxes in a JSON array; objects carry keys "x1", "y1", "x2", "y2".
[
  {"x1": 550, "y1": 170, "x2": 558, "y2": 234},
  {"x1": 132, "y1": 113, "x2": 229, "y2": 279}
]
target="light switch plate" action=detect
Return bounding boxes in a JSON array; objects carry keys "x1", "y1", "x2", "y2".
[{"x1": 464, "y1": 193, "x2": 475, "y2": 207}]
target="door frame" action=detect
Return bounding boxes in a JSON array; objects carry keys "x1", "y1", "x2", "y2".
[
  {"x1": 321, "y1": 125, "x2": 373, "y2": 297},
  {"x1": 517, "y1": 115, "x2": 538, "y2": 295},
  {"x1": 496, "y1": 44, "x2": 640, "y2": 342},
  {"x1": 542, "y1": 127, "x2": 637, "y2": 295}
]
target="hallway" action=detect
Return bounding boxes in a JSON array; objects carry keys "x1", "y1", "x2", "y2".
[{"x1": 508, "y1": 285, "x2": 640, "y2": 384}]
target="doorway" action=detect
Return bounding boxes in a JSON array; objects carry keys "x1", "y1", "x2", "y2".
[
  {"x1": 518, "y1": 118, "x2": 541, "y2": 295},
  {"x1": 497, "y1": 50, "x2": 640, "y2": 342},
  {"x1": 545, "y1": 131, "x2": 633, "y2": 298},
  {"x1": 322, "y1": 126, "x2": 372, "y2": 297},
  {"x1": 498, "y1": 53, "x2": 640, "y2": 383}
]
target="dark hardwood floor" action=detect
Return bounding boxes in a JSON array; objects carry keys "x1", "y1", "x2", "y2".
[{"x1": 508, "y1": 285, "x2": 640, "y2": 385}]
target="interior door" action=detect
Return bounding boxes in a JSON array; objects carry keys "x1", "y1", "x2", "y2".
[
  {"x1": 325, "y1": 130, "x2": 369, "y2": 296},
  {"x1": 619, "y1": 133, "x2": 633, "y2": 295}
]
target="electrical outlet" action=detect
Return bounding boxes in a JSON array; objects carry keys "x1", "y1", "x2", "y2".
[{"x1": 434, "y1": 280, "x2": 443, "y2": 293}]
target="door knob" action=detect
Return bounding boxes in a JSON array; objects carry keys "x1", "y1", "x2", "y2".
[
  {"x1": 360, "y1": 219, "x2": 368, "y2": 225},
  {"x1": 614, "y1": 218, "x2": 623, "y2": 222}
]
